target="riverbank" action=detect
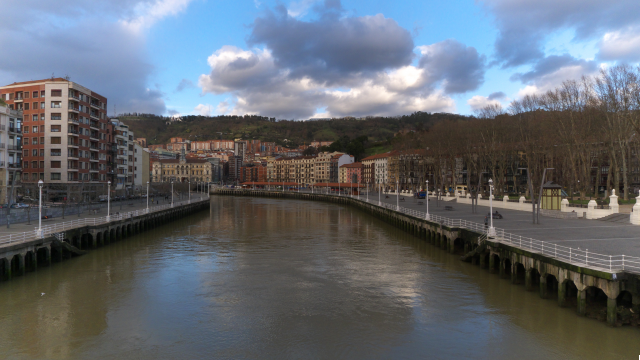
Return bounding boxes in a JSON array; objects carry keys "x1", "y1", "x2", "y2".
[{"x1": 214, "y1": 189, "x2": 640, "y2": 328}]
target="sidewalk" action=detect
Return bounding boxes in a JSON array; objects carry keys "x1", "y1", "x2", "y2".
[{"x1": 0, "y1": 194, "x2": 208, "y2": 237}]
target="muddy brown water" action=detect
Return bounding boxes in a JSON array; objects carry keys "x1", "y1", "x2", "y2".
[{"x1": 0, "y1": 196, "x2": 637, "y2": 359}]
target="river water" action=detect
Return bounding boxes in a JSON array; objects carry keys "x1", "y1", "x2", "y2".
[{"x1": 0, "y1": 196, "x2": 637, "y2": 359}]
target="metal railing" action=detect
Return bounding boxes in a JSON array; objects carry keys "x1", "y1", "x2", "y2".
[
  {"x1": 0, "y1": 195, "x2": 209, "y2": 246},
  {"x1": 227, "y1": 189, "x2": 640, "y2": 274}
]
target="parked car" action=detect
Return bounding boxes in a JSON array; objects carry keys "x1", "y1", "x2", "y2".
[{"x1": 11, "y1": 203, "x2": 29, "y2": 208}]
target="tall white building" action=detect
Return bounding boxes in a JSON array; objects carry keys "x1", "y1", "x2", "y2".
[{"x1": 0, "y1": 105, "x2": 22, "y2": 203}]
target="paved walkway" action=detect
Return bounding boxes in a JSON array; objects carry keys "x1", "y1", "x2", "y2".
[
  {"x1": 263, "y1": 189, "x2": 640, "y2": 258},
  {"x1": 359, "y1": 191, "x2": 640, "y2": 258},
  {"x1": 0, "y1": 194, "x2": 209, "y2": 237}
]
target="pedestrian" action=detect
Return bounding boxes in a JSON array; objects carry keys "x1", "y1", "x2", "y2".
[{"x1": 484, "y1": 216, "x2": 488, "y2": 229}]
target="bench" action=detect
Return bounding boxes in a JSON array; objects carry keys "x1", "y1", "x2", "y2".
[{"x1": 444, "y1": 206, "x2": 454, "y2": 211}]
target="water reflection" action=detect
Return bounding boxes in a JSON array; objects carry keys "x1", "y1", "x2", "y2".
[{"x1": 0, "y1": 196, "x2": 637, "y2": 359}]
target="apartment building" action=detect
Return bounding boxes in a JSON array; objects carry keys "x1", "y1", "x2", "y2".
[
  {"x1": 339, "y1": 162, "x2": 363, "y2": 184},
  {"x1": 0, "y1": 105, "x2": 22, "y2": 203},
  {"x1": 111, "y1": 119, "x2": 134, "y2": 192},
  {"x1": 0, "y1": 78, "x2": 109, "y2": 185},
  {"x1": 133, "y1": 142, "x2": 150, "y2": 191}
]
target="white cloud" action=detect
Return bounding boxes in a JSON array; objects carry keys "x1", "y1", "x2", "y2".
[
  {"x1": 194, "y1": 104, "x2": 212, "y2": 116},
  {"x1": 467, "y1": 95, "x2": 503, "y2": 111},
  {"x1": 598, "y1": 27, "x2": 640, "y2": 62},
  {"x1": 121, "y1": 0, "x2": 193, "y2": 33},
  {"x1": 287, "y1": 0, "x2": 320, "y2": 17}
]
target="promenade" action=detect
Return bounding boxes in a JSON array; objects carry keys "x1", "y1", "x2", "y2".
[
  {"x1": 240, "y1": 187, "x2": 640, "y2": 265},
  {"x1": 0, "y1": 193, "x2": 209, "y2": 247}
]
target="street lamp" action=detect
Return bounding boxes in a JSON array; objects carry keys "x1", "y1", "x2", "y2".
[
  {"x1": 396, "y1": 180, "x2": 400, "y2": 211},
  {"x1": 146, "y1": 181, "x2": 149, "y2": 213},
  {"x1": 37, "y1": 179, "x2": 44, "y2": 238},
  {"x1": 107, "y1": 180, "x2": 111, "y2": 222},
  {"x1": 171, "y1": 180, "x2": 174, "y2": 208},
  {"x1": 188, "y1": 179, "x2": 191, "y2": 204},
  {"x1": 426, "y1": 180, "x2": 430, "y2": 220},
  {"x1": 378, "y1": 179, "x2": 381, "y2": 206},
  {"x1": 488, "y1": 178, "x2": 495, "y2": 236}
]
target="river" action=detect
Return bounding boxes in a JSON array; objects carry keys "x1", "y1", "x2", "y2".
[{"x1": 0, "y1": 196, "x2": 637, "y2": 359}]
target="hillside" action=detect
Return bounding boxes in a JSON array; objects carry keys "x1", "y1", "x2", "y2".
[{"x1": 121, "y1": 112, "x2": 472, "y2": 149}]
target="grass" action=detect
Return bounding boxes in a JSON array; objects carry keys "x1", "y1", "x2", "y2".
[{"x1": 364, "y1": 144, "x2": 392, "y2": 157}]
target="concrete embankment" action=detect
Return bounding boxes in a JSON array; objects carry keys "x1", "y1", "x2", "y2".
[
  {"x1": 0, "y1": 199, "x2": 209, "y2": 282},
  {"x1": 214, "y1": 189, "x2": 640, "y2": 327}
]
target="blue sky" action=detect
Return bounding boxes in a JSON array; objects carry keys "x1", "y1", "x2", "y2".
[{"x1": 2, "y1": 0, "x2": 639, "y2": 119}]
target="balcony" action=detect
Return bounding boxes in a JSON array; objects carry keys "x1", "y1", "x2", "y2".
[
  {"x1": 90, "y1": 135, "x2": 99, "y2": 141},
  {"x1": 68, "y1": 129, "x2": 79, "y2": 136},
  {"x1": 8, "y1": 162, "x2": 21, "y2": 169},
  {"x1": 90, "y1": 113, "x2": 99, "y2": 120},
  {"x1": 90, "y1": 147, "x2": 99, "y2": 152},
  {"x1": 67, "y1": 142, "x2": 79, "y2": 148},
  {"x1": 8, "y1": 127, "x2": 21, "y2": 133},
  {"x1": 89, "y1": 168, "x2": 99, "y2": 172},
  {"x1": 91, "y1": 103, "x2": 100, "y2": 109},
  {"x1": 68, "y1": 118, "x2": 80, "y2": 124},
  {"x1": 7, "y1": 144, "x2": 20, "y2": 151},
  {"x1": 68, "y1": 107, "x2": 79, "y2": 113},
  {"x1": 90, "y1": 157, "x2": 99, "y2": 162},
  {"x1": 67, "y1": 164, "x2": 79, "y2": 170},
  {"x1": 90, "y1": 122, "x2": 99, "y2": 130},
  {"x1": 67, "y1": 153, "x2": 79, "y2": 159},
  {"x1": 70, "y1": 94, "x2": 80, "y2": 101}
]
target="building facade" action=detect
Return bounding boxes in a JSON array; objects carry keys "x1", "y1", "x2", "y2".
[
  {"x1": 0, "y1": 105, "x2": 22, "y2": 203},
  {"x1": 152, "y1": 149, "x2": 212, "y2": 183},
  {"x1": 0, "y1": 78, "x2": 109, "y2": 185}
]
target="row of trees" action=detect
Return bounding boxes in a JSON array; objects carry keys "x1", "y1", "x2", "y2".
[{"x1": 394, "y1": 65, "x2": 640, "y2": 201}]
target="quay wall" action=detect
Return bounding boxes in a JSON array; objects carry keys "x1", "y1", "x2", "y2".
[
  {"x1": 214, "y1": 189, "x2": 640, "y2": 328},
  {"x1": 0, "y1": 199, "x2": 210, "y2": 283}
]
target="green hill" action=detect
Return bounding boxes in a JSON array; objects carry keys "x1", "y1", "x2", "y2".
[{"x1": 121, "y1": 112, "x2": 471, "y2": 149}]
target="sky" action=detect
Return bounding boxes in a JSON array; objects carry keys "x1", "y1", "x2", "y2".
[{"x1": 1, "y1": 0, "x2": 639, "y2": 120}]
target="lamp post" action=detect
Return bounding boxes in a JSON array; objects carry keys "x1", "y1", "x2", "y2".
[
  {"x1": 171, "y1": 180, "x2": 174, "y2": 208},
  {"x1": 396, "y1": 180, "x2": 399, "y2": 211},
  {"x1": 146, "y1": 181, "x2": 149, "y2": 213},
  {"x1": 37, "y1": 179, "x2": 44, "y2": 238},
  {"x1": 107, "y1": 180, "x2": 111, "y2": 222},
  {"x1": 366, "y1": 180, "x2": 369, "y2": 202},
  {"x1": 426, "y1": 180, "x2": 430, "y2": 220},
  {"x1": 378, "y1": 179, "x2": 381, "y2": 206},
  {"x1": 488, "y1": 178, "x2": 495, "y2": 236},
  {"x1": 188, "y1": 180, "x2": 191, "y2": 204}
]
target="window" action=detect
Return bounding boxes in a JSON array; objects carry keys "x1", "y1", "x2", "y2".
[
  {"x1": 51, "y1": 149, "x2": 61, "y2": 156},
  {"x1": 32, "y1": 138, "x2": 37, "y2": 145},
  {"x1": 24, "y1": 91, "x2": 29, "y2": 99},
  {"x1": 40, "y1": 90, "x2": 45, "y2": 97},
  {"x1": 32, "y1": 126, "x2": 38, "y2": 133},
  {"x1": 40, "y1": 102, "x2": 45, "y2": 109},
  {"x1": 51, "y1": 137, "x2": 61, "y2": 144},
  {"x1": 33, "y1": 91, "x2": 38, "y2": 98},
  {"x1": 23, "y1": 150, "x2": 28, "y2": 157},
  {"x1": 51, "y1": 101, "x2": 61, "y2": 108},
  {"x1": 32, "y1": 161, "x2": 38, "y2": 168},
  {"x1": 32, "y1": 114, "x2": 37, "y2": 121},
  {"x1": 51, "y1": 173, "x2": 61, "y2": 180},
  {"x1": 31, "y1": 173, "x2": 37, "y2": 181},
  {"x1": 40, "y1": 125, "x2": 44, "y2": 132},
  {"x1": 40, "y1": 149, "x2": 44, "y2": 156},
  {"x1": 23, "y1": 127, "x2": 29, "y2": 134},
  {"x1": 33, "y1": 102, "x2": 38, "y2": 109},
  {"x1": 40, "y1": 114, "x2": 45, "y2": 121},
  {"x1": 32, "y1": 149, "x2": 37, "y2": 156},
  {"x1": 51, "y1": 113, "x2": 61, "y2": 120},
  {"x1": 51, "y1": 89, "x2": 62, "y2": 97},
  {"x1": 24, "y1": 162, "x2": 29, "y2": 168},
  {"x1": 39, "y1": 161, "x2": 44, "y2": 169},
  {"x1": 51, "y1": 161, "x2": 61, "y2": 168},
  {"x1": 24, "y1": 103, "x2": 29, "y2": 110},
  {"x1": 40, "y1": 137, "x2": 45, "y2": 144},
  {"x1": 51, "y1": 125, "x2": 61, "y2": 132}
]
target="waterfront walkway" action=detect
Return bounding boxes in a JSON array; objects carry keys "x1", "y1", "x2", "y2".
[
  {"x1": 0, "y1": 194, "x2": 209, "y2": 247},
  {"x1": 228, "y1": 188, "x2": 640, "y2": 273}
]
